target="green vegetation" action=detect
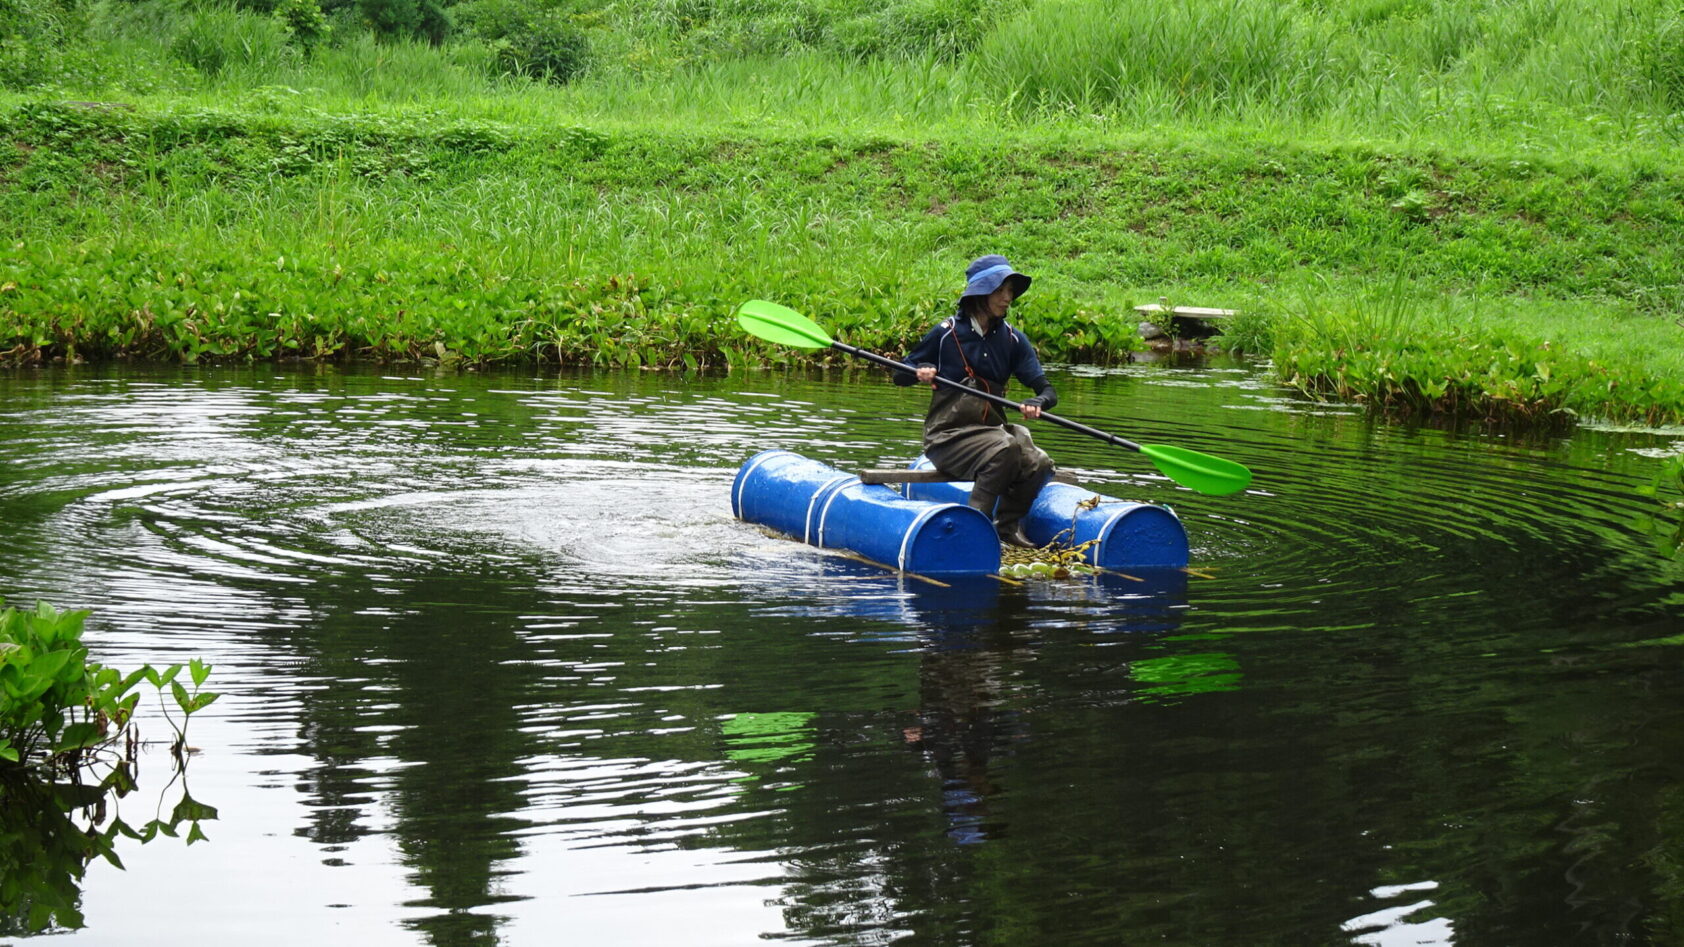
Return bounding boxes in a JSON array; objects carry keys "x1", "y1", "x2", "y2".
[
  {"x1": 3, "y1": 598, "x2": 148, "y2": 771},
  {"x1": 1, "y1": 0, "x2": 1682, "y2": 425},
  {"x1": 1, "y1": 598, "x2": 219, "y2": 774},
  {"x1": 1, "y1": 598, "x2": 220, "y2": 932},
  {"x1": 1258, "y1": 287, "x2": 1684, "y2": 427}
]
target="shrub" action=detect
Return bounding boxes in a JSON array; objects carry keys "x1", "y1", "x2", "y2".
[
  {"x1": 498, "y1": 12, "x2": 591, "y2": 81},
  {"x1": 327, "y1": 0, "x2": 449, "y2": 43},
  {"x1": 168, "y1": 4, "x2": 295, "y2": 76},
  {"x1": 0, "y1": 0, "x2": 73, "y2": 90},
  {"x1": 274, "y1": 0, "x2": 332, "y2": 49},
  {"x1": 458, "y1": 0, "x2": 592, "y2": 82}
]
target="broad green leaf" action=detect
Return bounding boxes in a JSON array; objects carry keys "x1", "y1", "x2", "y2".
[{"x1": 53, "y1": 720, "x2": 103, "y2": 753}]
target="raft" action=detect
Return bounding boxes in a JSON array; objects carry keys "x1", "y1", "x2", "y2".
[
  {"x1": 731, "y1": 450, "x2": 1189, "y2": 574},
  {"x1": 897, "y1": 456, "x2": 1190, "y2": 570}
]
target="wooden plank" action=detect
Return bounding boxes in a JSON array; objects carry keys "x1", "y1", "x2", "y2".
[
  {"x1": 859, "y1": 468, "x2": 1079, "y2": 485},
  {"x1": 1134, "y1": 304, "x2": 1237, "y2": 319}
]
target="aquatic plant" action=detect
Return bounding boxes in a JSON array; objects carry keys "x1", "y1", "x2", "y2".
[
  {"x1": 0, "y1": 599, "x2": 218, "y2": 774},
  {"x1": 0, "y1": 598, "x2": 221, "y2": 932},
  {"x1": 1270, "y1": 289, "x2": 1684, "y2": 427}
]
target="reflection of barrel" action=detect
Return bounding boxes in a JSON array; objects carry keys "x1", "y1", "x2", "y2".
[
  {"x1": 900, "y1": 457, "x2": 1189, "y2": 570},
  {"x1": 732, "y1": 450, "x2": 1000, "y2": 575}
]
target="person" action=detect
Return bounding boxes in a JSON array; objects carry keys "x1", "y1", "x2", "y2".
[{"x1": 894, "y1": 255, "x2": 1057, "y2": 547}]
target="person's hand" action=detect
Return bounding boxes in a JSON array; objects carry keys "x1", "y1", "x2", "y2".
[
  {"x1": 1020, "y1": 402, "x2": 1042, "y2": 420},
  {"x1": 916, "y1": 366, "x2": 937, "y2": 385}
]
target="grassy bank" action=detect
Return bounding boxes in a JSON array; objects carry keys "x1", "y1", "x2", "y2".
[
  {"x1": 3, "y1": 0, "x2": 1683, "y2": 425},
  {"x1": 1239, "y1": 290, "x2": 1684, "y2": 428},
  {"x1": 3, "y1": 99, "x2": 1683, "y2": 421}
]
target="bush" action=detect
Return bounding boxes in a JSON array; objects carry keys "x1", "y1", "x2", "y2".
[
  {"x1": 458, "y1": 0, "x2": 592, "y2": 82},
  {"x1": 169, "y1": 4, "x2": 295, "y2": 76},
  {"x1": 0, "y1": 0, "x2": 73, "y2": 90},
  {"x1": 498, "y1": 12, "x2": 590, "y2": 81},
  {"x1": 274, "y1": 0, "x2": 331, "y2": 49},
  {"x1": 323, "y1": 0, "x2": 449, "y2": 43}
]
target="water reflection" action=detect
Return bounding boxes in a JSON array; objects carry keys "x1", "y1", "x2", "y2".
[{"x1": 0, "y1": 364, "x2": 1681, "y2": 945}]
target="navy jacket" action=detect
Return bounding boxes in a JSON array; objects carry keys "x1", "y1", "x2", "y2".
[
  {"x1": 894, "y1": 314, "x2": 1058, "y2": 447},
  {"x1": 894, "y1": 315, "x2": 1056, "y2": 404}
]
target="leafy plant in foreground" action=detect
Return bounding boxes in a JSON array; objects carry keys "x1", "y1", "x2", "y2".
[
  {"x1": 0, "y1": 598, "x2": 221, "y2": 933},
  {"x1": 0, "y1": 598, "x2": 218, "y2": 774}
]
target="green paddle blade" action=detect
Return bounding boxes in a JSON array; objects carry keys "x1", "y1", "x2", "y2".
[
  {"x1": 737, "y1": 299, "x2": 835, "y2": 350},
  {"x1": 1140, "y1": 444, "x2": 1253, "y2": 496}
]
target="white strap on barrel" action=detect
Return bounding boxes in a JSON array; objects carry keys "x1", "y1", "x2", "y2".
[
  {"x1": 733, "y1": 450, "x2": 784, "y2": 518},
  {"x1": 803, "y1": 475, "x2": 857, "y2": 544},
  {"x1": 814, "y1": 478, "x2": 861, "y2": 548},
  {"x1": 897, "y1": 506, "x2": 948, "y2": 571}
]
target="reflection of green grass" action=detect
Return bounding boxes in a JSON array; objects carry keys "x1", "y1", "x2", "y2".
[
  {"x1": 1129, "y1": 653, "x2": 1243, "y2": 699},
  {"x1": 722, "y1": 712, "x2": 816, "y2": 765},
  {"x1": 1621, "y1": 633, "x2": 1684, "y2": 648}
]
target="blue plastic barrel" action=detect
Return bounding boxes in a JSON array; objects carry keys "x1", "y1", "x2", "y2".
[
  {"x1": 733, "y1": 450, "x2": 1000, "y2": 575},
  {"x1": 899, "y1": 457, "x2": 1189, "y2": 570}
]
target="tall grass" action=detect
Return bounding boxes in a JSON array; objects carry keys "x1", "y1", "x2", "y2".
[
  {"x1": 973, "y1": 0, "x2": 1341, "y2": 119},
  {"x1": 8, "y1": 0, "x2": 1683, "y2": 161},
  {"x1": 968, "y1": 0, "x2": 1684, "y2": 148}
]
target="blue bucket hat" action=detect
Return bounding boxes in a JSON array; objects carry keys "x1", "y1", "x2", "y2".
[{"x1": 961, "y1": 254, "x2": 1032, "y2": 300}]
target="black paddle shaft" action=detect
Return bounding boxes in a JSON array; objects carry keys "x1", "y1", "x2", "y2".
[{"x1": 831, "y1": 340, "x2": 1145, "y2": 453}]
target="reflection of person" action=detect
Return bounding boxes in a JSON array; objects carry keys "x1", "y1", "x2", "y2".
[
  {"x1": 902, "y1": 640, "x2": 1015, "y2": 846},
  {"x1": 894, "y1": 255, "x2": 1058, "y2": 547},
  {"x1": 898, "y1": 578, "x2": 1018, "y2": 845}
]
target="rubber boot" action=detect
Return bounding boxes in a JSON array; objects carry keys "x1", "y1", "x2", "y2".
[{"x1": 969, "y1": 489, "x2": 1033, "y2": 547}]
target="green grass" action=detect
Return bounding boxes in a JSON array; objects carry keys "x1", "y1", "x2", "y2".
[
  {"x1": 5, "y1": 0, "x2": 1684, "y2": 161},
  {"x1": 1259, "y1": 288, "x2": 1684, "y2": 426},
  {"x1": 2, "y1": 0, "x2": 1683, "y2": 425},
  {"x1": 3, "y1": 100, "x2": 1681, "y2": 423}
]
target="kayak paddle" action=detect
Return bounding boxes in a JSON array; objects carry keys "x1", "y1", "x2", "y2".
[{"x1": 735, "y1": 299, "x2": 1252, "y2": 496}]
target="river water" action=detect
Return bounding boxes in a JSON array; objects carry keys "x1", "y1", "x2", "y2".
[{"x1": 1, "y1": 362, "x2": 1681, "y2": 946}]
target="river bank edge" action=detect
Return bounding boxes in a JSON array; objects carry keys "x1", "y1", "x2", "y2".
[{"x1": 3, "y1": 100, "x2": 1681, "y2": 426}]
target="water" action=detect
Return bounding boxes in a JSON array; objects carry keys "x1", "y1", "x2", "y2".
[{"x1": 1, "y1": 362, "x2": 1681, "y2": 946}]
